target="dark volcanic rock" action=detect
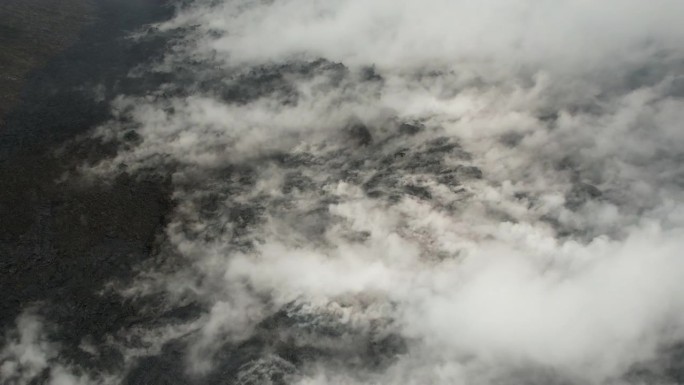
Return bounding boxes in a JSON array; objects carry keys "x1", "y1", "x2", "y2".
[
  {"x1": 0, "y1": 0, "x2": 177, "y2": 378},
  {"x1": 347, "y1": 123, "x2": 373, "y2": 147},
  {"x1": 0, "y1": 0, "x2": 175, "y2": 159},
  {"x1": 123, "y1": 340, "x2": 193, "y2": 385},
  {"x1": 404, "y1": 184, "x2": 432, "y2": 200},
  {"x1": 398, "y1": 122, "x2": 423, "y2": 136},
  {"x1": 0, "y1": 151, "x2": 175, "y2": 337}
]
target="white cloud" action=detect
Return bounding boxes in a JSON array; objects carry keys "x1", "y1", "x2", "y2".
[
  {"x1": 162, "y1": 0, "x2": 684, "y2": 77},
  {"x1": 79, "y1": 0, "x2": 684, "y2": 383},
  {"x1": 0, "y1": 310, "x2": 107, "y2": 385}
]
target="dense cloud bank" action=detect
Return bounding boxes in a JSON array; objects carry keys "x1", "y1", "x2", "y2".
[{"x1": 6, "y1": 0, "x2": 684, "y2": 384}]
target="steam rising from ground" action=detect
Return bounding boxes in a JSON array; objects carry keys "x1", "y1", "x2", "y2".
[
  {"x1": 1, "y1": 310, "x2": 101, "y2": 385},
  {"x1": 17, "y1": 0, "x2": 684, "y2": 384}
]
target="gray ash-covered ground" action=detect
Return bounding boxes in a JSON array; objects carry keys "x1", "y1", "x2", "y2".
[{"x1": 3, "y1": 1, "x2": 684, "y2": 385}]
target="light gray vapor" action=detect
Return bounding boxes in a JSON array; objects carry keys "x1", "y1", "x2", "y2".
[{"x1": 62, "y1": 0, "x2": 684, "y2": 383}]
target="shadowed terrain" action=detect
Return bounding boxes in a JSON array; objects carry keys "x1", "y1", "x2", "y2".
[
  {"x1": 0, "y1": 0, "x2": 94, "y2": 126},
  {"x1": 0, "y1": 0, "x2": 177, "y2": 382}
]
